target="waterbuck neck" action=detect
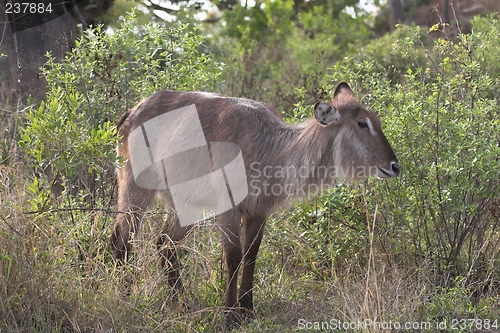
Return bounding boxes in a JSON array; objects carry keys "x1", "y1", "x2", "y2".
[{"x1": 249, "y1": 117, "x2": 340, "y2": 203}]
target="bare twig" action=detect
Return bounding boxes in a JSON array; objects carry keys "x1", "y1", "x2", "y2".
[
  {"x1": 70, "y1": 0, "x2": 88, "y2": 28},
  {"x1": 0, "y1": 3, "x2": 8, "y2": 48},
  {"x1": 401, "y1": 25, "x2": 444, "y2": 77},
  {"x1": 0, "y1": 214, "x2": 22, "y2": 236},
  {"x1": 450, "y1": 3, "x2": 462, "y2": 35},
  {"x1": 22, "y1": 206, "x2": 173, "y2": 216},
  {"x1": 145, "y1": 0, "x2": 179, "y2": 14}
]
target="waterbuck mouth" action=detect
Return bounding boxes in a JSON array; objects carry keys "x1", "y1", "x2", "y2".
[
  {"x1": 377, "y1": 168, "x2": 392, "y2": 179},
  {"x1": 377, "y1": 162, "x2": 400, "y2": 179}
]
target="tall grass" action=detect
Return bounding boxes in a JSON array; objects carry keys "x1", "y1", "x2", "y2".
[{"x1": 1, "y1": 168, "x2": 499, "y2": 332}]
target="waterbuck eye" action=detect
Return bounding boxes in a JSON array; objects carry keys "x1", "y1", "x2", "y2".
[{"x1": 358, "y1": 121, "x2": 368, "y2": 128}]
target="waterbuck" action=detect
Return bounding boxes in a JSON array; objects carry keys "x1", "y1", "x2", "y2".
[{"x1": 111, "y1": 82, "x2": 399, "y2": 325}]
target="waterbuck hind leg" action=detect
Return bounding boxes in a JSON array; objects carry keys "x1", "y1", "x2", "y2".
[
  {"x1": 156, "y1": 209, "x2": 192, "y2": 294},
  {"x1": 110, "y1": 214, "x2": 132, "y2": 262},
  {"x1": 111, "y1": 172, "x2": 155, "y2": 262},
  {"x1": 218, "y1": 209, "x2": 243, "y2": 327},
  {"x1": 238, "y1": 215, "x2": 266, "y2": 318}
]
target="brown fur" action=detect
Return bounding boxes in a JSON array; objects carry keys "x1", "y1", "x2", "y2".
[{"x1": 110, "y1": 83, "x2": 399, "y2": 326}]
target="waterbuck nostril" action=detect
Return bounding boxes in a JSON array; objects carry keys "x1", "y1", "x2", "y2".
[{"x1": 391, "y1": 162, "x2": 400, "y2": 176}]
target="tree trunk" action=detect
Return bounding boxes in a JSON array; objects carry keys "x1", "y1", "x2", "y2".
[
  {"x1": 0, "y1": 12, "x2": 76, "y2": 101},
  {"x1": 0, "y1": 0, "x2": 113, "y2": 102},
  {"x1": 442, "y1": 0, "x2": 449, "y2": 23},
  {"x1": 390, "y1": 0, "x2": 404, "y2": 31}
]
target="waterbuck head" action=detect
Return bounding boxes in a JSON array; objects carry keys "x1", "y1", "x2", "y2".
[{"x1": 313, "y1": 82, "x2": 400, "y2": 181}]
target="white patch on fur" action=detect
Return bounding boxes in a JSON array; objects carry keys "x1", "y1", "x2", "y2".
[
  {"x1": 366, "y1": 118, "x2": 377, "y2": 136},
  {"x1": 236, "y1": 99, "x2": 260, "y2": 110},
  {"x1": 332, "y1": 127, "x2": 349, "y2": 179},
  {"x1": 195, "y1": 92, "x2": 221, "y2": 99}
]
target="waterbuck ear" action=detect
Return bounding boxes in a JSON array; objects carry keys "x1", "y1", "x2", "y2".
[
  {"x1": 333, "y1": 82, "x2": 357, "y2": 107},
  {"x1": 313, "y1": 101, "x2": 340, "y2": 125}
]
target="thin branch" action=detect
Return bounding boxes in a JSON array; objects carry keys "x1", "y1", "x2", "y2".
[
  {"x1": 205, "y1": 16, "x2": 222, "y2": 24},
  {"x1": 71, "y1": 0, "x2": 88, "y2": 28},
  {"x1": 401, "y1": 25, "x2": 444, "y2": 77},
  {"x1": 0, "y1": 214, "x2": 22, "y2": 236},
  {"x1": 450, "y1": 3, "x2": 462, "y2": 35},
  {"x1": 145, "y1": 1, "x2": 179, "y2": 14},
  {"x1": 22, "y1": 206, "x2": 172, "y2": 216},
  {"x1": 0, "y1": 4, "x2": 8, "y2": 48}
]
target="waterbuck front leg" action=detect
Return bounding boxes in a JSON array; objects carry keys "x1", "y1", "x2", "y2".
[
  {"x1": 156, "y1": 209, "x2": 192, "y2": 294},
  {"x1": 238, "y1": 215, "x2": 266, "y2": 318},
  {"x1": 111, "y1": 169, "x2": 155, "y2": 262},
  {"x1": 218, "y1": 209, "x2": 243, "y2": 326}
]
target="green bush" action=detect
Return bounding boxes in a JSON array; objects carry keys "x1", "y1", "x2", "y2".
[
  {"x1": 215, "y1": 0, "x2": 370, "y2": 115},
  {"x1": 19, "y1": 10, "x2": 222, "y2": 210},
  {"x1": 2, "y1": 12, "x2": 223, "y2": 331},
  {"x1": 299, "y1": 14, "x2": 500, "y2": 285}
]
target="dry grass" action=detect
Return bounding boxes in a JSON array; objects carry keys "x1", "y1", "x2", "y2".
[{"x1": 2, "y1": 175, "x2": 499, "y2": 333}]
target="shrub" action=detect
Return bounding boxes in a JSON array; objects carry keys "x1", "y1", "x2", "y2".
[
  {"x1": 19, "y1": 10, "x2": 222, "y2": 210},
  {"x1": 215, "y1": 0, "x2": 370, "y2": 115},
  {"x1": 319, "y1": 14, "x2": 500, "y2": 286}
]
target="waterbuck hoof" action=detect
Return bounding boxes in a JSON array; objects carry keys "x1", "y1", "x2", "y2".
[
  {"x1": 241, "y1": 307, "x2": 256, "y2": 321},
  {"x1": 225, "y1": 307, "x2": 256, "y2": 329},
  {"x1": 225, "y1": 312, "x2": 241, "y2": 330}
]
